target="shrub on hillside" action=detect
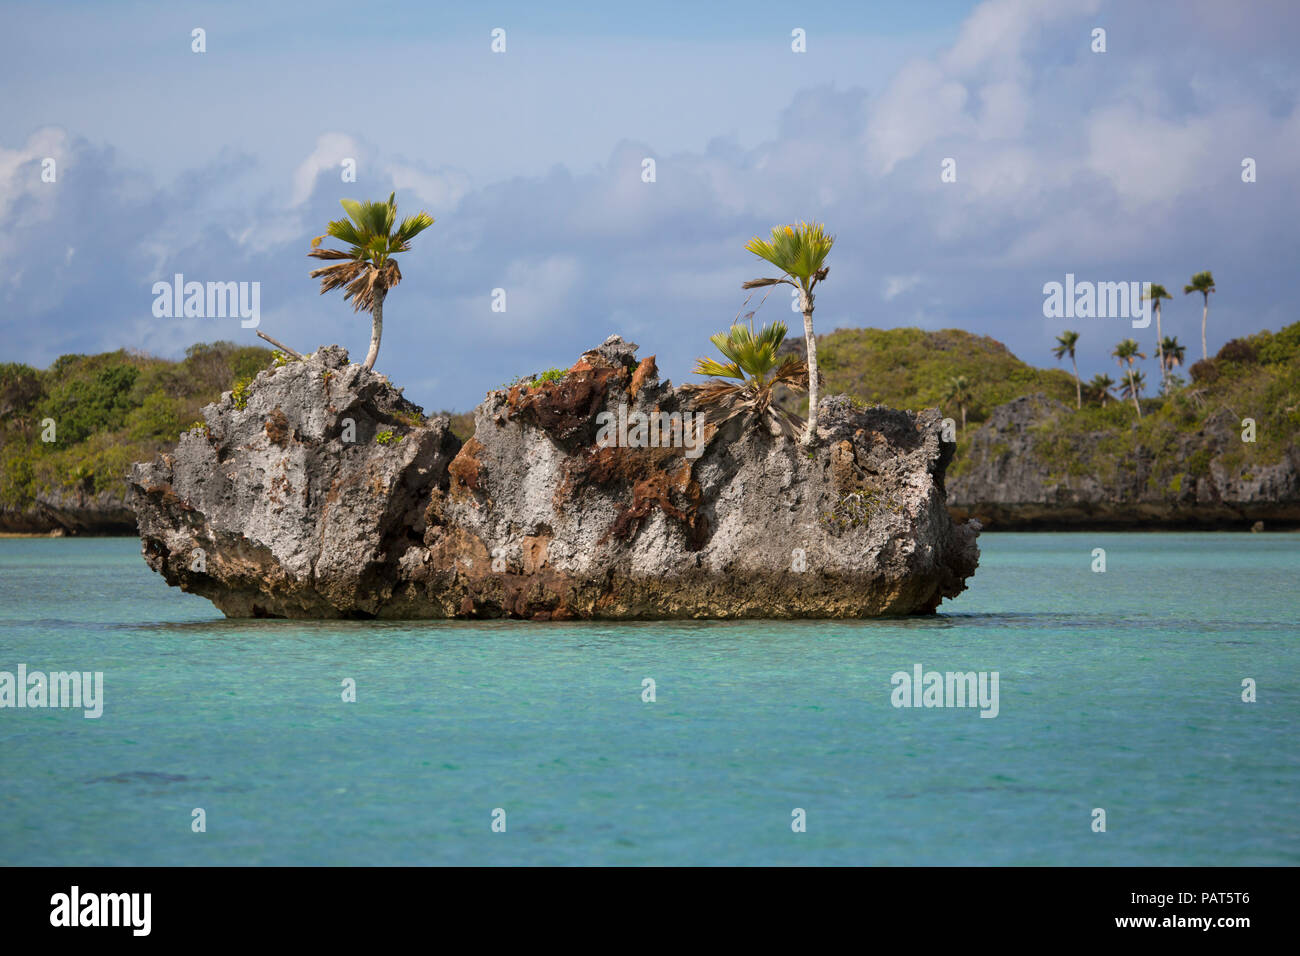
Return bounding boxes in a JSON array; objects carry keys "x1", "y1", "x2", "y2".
[
  {"x1": 1254, "y1": 324, "x2": 1300, "y2": 365},
  {"x1": 0, "y1": 363, "x2": 43, "y2": 418},
  {"x1": 38, "y1": 362, "x2": 141, "y2": 444},
  {"x1": 126, "y1": 391, "x2": 183, "y2": 442},
  {"x1": 1216, "y1": 338, "x2": 1258, "y2": 364},
  {"x1": 1188, "y1": 359, "x2": 1219, "y2": 384}
]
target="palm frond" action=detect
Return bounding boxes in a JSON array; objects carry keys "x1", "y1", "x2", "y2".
[
  {"x1": 769, "y1": 355, "x2": 807, "y2": 389},
  {"x1": 753, "y1": 319, "x2": 789, "y2": 355},
  {"x1": 325, "y1": 217, "x2": 364, "y2": 247},
  {"x1": 693, "y1": 357, "x2": 745, "y2": 380},
  {"x1": 306, "y1": 247, "x2": 357, "y2": 262},
  {"x1": 744, "y1": 221, "x2": 835, "y2": 286},
  {"x1": 308, "y1": 260, "x2": 367, "y2": 295},
  {"x1": 396, "y1": 212, "x2": 435, "y2": 243}
]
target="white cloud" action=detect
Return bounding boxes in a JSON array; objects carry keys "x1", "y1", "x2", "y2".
[
  {"x1": 884, "y1": 275, "x2": 923, "y2": 300},
  {"x1": 0, "y1": 127, "x2": 69, "y2": 277},
  {"x1": 1085, "y1": 106, "x2": 1213, "y2": 204},
  {"x1": 290, "y1": 133, "x2": 363, "y2": 208},
  {"x1": 864, "y1": 60, "x2": 971, "y2": 175},
  {"x1": 387, "y1": 162, "x2": 471, "y2": 211},
  {"x1": 0, "y1": 127, "x2": 67, "y2": 217},
  {"x1": 864, "y1": 0, "x2": 1100, "y2": 175}
]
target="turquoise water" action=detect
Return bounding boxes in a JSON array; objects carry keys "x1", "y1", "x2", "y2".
[{"x1": 0, "y1": 533, "x2": 1296, "y2": 866}]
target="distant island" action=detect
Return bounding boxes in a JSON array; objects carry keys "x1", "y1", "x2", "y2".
[
  {"x1": 3, "y1": 322, "x2": 1297, "y2": 534},
  {"x1": 805, "y1": 322, "x2": 1300, "y2": 529}
]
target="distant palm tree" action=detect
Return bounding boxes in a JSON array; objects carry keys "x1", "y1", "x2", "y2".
[
  {"x1": 1183, "y1": 271, "x2": 1216, "y2": 362},
  {"x1": 686, "y1": 319, "x2": 808, "y2": 438},
  {"x1": 742, "y1": 222, "x2": 834, "y2": 446},
  {"x1": 1088, "y1": 373, "x2": 1116, "y2": 406},
  {"x1": 308, "y1": 192, "x2": 434, "y2": 371},
  {"x1": 1112, "y1": 338, "x2": 1147, "y2": 418},
  {"x1": 1142, "y1": 284, "x2": 1173, "y2": 387},
  {"x1": 1161, "y1": 335, "x2": 1187, "y2": 377},
  {"x1": 1052, "y1": 330, "x2": 1082, "y2": 409},
  {"x1": 1118, "y1": 368, "x2": 1147, "y2": 405},
  {"x1": 942, "y1": 375, "x2": 974, "y2": 432}
]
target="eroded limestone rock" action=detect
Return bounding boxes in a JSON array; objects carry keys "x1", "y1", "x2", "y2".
[{"x1": 130, "y1": 338, "x2": 980, "y2": 618}]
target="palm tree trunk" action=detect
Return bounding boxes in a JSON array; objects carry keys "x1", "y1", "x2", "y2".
[
  {"x1": 364, "y1": 290, "x2": 386, "y2": 370},
  {"x1": 1127, "y1": 366, "x2": 1141, "y2": 418},
  {"x1": 801, "y1": 300, "x2": 819, "y2": 447},
  {"x1": 1200, "y1": 295, "x2": 1209, "y2": 362},
  {"x1": 1154, "y1": 303, "x2": 1166, "y2": 389},
  {"x1": 1071, "y1": 355, "x2": 1081, "y2": 409}
]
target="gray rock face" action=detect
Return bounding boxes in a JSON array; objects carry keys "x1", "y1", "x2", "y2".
[
  {"x1": 0, "y1": 490, "x2": 136, "y2": 535},
  {"x1": 129, "y1": 338, "x2": 980, "y2": 618},
  {"x1": 948, "y1": 393, "x2": 1300, "y2": 528}
]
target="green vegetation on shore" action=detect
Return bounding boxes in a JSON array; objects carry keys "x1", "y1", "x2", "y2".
[
  {"x1": 814, "y1": 327, "x2": 1080, "y2": 418},
  {"x1": 0, "y1": 342, "x2": 270, "y2": 511},
  {"x1": 815, "y1": 323, "x2": 1296, "y2": 443}
]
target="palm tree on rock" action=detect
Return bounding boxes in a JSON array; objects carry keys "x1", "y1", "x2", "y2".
[
  {"x1": 1112, "y1": 338, "x2": 1147, "y2": 419},
  {"x1": 1142, "y1": 284, "x2": 1172, "y2": 388},
  {"x1": 742, "y1": 221, "x2": 834, "y2": 447},
  {"x1": 1183, "y1": 271, "x2": 1216, "y2": 362},
  {"x1": 686, "y1": 319, "x2": 808, "y2": 438},
  {"x1": 308, "y1": 192, "x2": 434, "y2": 371},
  {"x1": 1052, "y1": 330, "x2": 1082, "y2": 409}
]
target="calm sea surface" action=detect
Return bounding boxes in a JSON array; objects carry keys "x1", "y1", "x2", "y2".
[{"x1": 0, "y1": 533, "x2": 1296, "y2": 865}]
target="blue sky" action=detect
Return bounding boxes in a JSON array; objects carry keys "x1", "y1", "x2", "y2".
[{"x1": 2, "y1": 0, "x2": 1298, "y2": 410}]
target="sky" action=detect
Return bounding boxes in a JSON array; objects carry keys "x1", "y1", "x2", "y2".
[{"x1": 2, "y1": 0, "x2": 1298, "y2": 411}]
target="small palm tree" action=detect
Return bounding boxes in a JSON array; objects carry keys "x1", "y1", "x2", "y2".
[
  {"x1": 1118, "y1": 368, "x2": 1147, "y2": 405},
  {"x1": 942, "y1": 375, "x2": 973, "y2": 432},
  {"x1": 1112, "y1": 338, "x2": 1147, "y2": 418},
  {"x1": 1142, "y1": 284, "x2": 1172, "y2": 388},
  {"x1": 741, "y1": 222, "x2": 834, "y2": 447},
  {"x1": 308, "y1": 192, "x2": 434, "y2": 371},
  {"x1": 1052, "y1": 330, "x2": 1082, "y2": 409},
  {"x1": 1161, "y1": 335, "x2": 1187, "y2": 375},
  {"x1": 1183, "y1": 271, "x2": 1216, "y2": 362},
  {"x1": 1088, "y1": 373, "x2": 1116, "y2": 406},
  {"x1": 686, "y1": 320, "x2": 808, "y2": 438}
]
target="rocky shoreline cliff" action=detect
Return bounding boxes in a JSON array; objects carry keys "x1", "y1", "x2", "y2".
[
  {"x1": 0, "y1": 492, "x2": 136, "y2": 535},
  {"x1": 126, "y1": 338, "x2": 980, "y2": 619},
  {"x1": 948, "y1": 394, "x2": 1300, "y2": 530}
]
